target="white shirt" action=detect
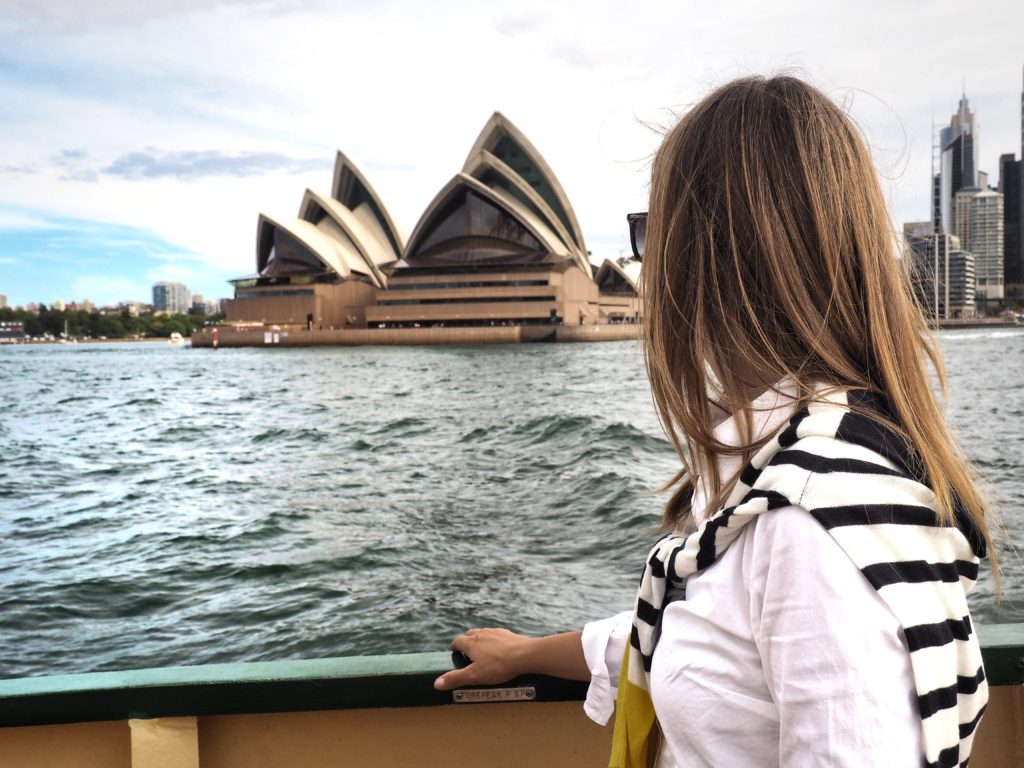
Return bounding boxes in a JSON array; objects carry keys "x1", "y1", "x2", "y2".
[{"x1": 582, "y1": 386, "x2": 922, "y2": 767}]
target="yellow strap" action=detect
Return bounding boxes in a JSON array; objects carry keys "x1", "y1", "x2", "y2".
[{"x1": 609, "y1": 644, "x2": 658, "y2": 768}]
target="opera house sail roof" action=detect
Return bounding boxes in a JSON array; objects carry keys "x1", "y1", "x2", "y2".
[
  {"x1": 594, "y1": 259, "x2": 639, "y2": 296},
  {"x1": 330, "y1": 150, "x2": 404, "y2": 263},
  {"x1": 402, "y1": 173, "x2": 572, "y2": 269},
  {"x1": 463, "y1": 113, "x2": 588, "y2": 265},
  {"x1": 247, "y1": 153, "x2": 404, "y2": 290},
  {"x1": 403, "y1": 112, "x2": 591, "y2": 276}
]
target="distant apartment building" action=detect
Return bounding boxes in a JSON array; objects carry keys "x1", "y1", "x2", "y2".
[
  {"x1": 904, "y1": 221, "x2": 932, "y2": 239},
  {"x1": 999, "y1": 153, "x2": 1022, "y2": 286},
  {"x1": 152, "y1": 282, "x2": 190, "y2": 314},
  {"x1": 954, "y1": 187, "x2": 981, "y2": 250},
  {"x1": 190, "y1": 293, "x2": 219, "y2": 315},
  {"x1": 970, "y1": 190, "x2": 1005, "y2": 301},
  {"x1": 119, "y1": 301, "x2": 144, "y2": 317},
  {"x1": 906, "y1": 231, "x2": 976, "y2": 320},
  {"x1": 0, "y1": 293, "x2": 6, "y2": 309}
]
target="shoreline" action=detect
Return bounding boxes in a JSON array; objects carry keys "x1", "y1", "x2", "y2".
[
  {"x1": 0, "y1": 336, "x2": 178, "y2": 345},
  {"x1": 933, "y1": 319, "x2": 1022, "y2": 330},
  {"x1": 190, "y1": 323, "x2": 640, "y2": 348},
  {"x1": 2, "y1": 320, "x2": 1019, "y2": 347}
]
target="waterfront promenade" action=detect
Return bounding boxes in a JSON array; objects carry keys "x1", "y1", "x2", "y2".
[{"x1": 190, "y1": 323, "x2": 639, "y2": 348}]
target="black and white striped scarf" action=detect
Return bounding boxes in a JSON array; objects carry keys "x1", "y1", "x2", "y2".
[{"x1": 614, "y1": 388, "x2": 987, "y2": 768}]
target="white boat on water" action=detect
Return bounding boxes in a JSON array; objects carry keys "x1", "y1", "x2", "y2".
[{"x1": 168, "y1": 332, "x2": 188, "y2": 347}]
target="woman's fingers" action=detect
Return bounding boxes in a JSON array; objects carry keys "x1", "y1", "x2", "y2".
[
  {"x1": 435, "y1": 628, "x2": 529, "y2": 691},
  {"x1": 434, "y1": 665, "x2": 475, "y2": 691}
]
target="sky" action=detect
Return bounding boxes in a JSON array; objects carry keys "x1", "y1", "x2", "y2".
[{"x1": 0, "y1": 0, "x2": 1022, "y2": 308}]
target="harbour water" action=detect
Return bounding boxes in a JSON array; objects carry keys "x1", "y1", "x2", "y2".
[{"x1": 1, "y1": 331, "x2": 1022, "y2": 679}]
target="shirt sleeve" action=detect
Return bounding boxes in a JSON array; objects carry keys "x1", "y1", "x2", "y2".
[
  {"x1": 580, "y1": 610, "x2": 633, "y2": 725},
  {"x1": 748, "y1": 505, "x2": 922, "y2": 767}
]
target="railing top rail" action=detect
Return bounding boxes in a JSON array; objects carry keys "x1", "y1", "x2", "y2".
[{"x1": 1, "y1": 623, "x2": 1021, "y2": 728}]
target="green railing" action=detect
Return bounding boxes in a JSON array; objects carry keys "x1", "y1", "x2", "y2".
[{"x1": 1, "y1": 623, "x2": 1021, "y2": 728}]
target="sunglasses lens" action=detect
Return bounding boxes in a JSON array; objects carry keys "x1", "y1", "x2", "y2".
[
  {"x1": 633, "y1": 216, "x2": 646, "y2": 259},
  {"x1": 628, "y1": 213, "x2": 647, "y2": 259}
]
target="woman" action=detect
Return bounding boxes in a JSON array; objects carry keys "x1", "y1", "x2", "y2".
[{"x1": 434, "y1": 75, "x2": 997, "y2": 768}]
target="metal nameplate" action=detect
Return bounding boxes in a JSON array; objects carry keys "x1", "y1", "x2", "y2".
[{"x1": 452, "y1": 686, "x2": 537, "y2": 703}]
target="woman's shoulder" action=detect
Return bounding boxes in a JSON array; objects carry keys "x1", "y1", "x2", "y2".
[{"x1": 747, "y1": 503, "x2": 849, "y2": 563}]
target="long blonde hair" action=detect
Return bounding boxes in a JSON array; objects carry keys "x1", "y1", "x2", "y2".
[{"x1": 641, "y1": 75, "x2": 997, "y2": 569}]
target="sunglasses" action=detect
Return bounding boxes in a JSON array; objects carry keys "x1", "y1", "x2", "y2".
[{"x1": 627, "y1": 212, "x2": 647, "y2": 260}]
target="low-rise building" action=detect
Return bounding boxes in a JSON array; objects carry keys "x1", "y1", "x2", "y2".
[{"x1": 906, "y1": 231, "x2": 976, "y2": 320}]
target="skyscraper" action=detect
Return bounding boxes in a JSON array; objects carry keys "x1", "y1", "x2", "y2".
[
  {"x1": 1000, "y1": 68, "x2": 1024, "y2": 289},
  {"x1": 933, "y1": 92, "x2": 979, "y2": 236},
  {"x1": 152, "y1": 282, "x2": 191, "y2": 314},
  {"x1": 1000, "y1": 153, "x2": 1022, "y2": 286}
]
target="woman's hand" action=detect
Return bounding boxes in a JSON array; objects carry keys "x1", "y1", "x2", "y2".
[
  {"x1": 433, "y1": 628, "x2": 589, "y2": 691},
  {"x1": 434, "y1": 628, "x2": 531, "y2": 691}
]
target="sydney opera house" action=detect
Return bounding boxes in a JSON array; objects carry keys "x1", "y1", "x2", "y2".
[{"x1": 195, "y1": 114, "x2": 639, "y2": 347}]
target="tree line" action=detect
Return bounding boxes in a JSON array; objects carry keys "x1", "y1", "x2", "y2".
[{"x1": 0, "y1": 305, "x2": 224, "y2": 339}]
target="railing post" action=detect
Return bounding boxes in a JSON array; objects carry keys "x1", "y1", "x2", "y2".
[{"x1": 129, "y1": 717, "x2": 199, "y2": 768}]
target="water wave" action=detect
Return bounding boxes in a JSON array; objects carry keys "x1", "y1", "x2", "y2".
[{"x1": 0, "y1": 339, "x2": 1020, "y2": 679}]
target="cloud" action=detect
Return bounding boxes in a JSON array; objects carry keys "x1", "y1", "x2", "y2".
[
  {"x1": 492, "y1": 9, "x2": 545, "y2": 38},
  {"x1": 0, "y1": 210, "x2": 62, "y2": 230},
  {"x1": 39, "y1": 147, "x2": 332, "y2": 183},
  {"x1": 54, "y1": 148, "x2": 87, "y2": 162},
  {"x1": 50, "y1": 148, "x2": 97, "y2": 181},
  {"x1": 1, "y1": 0, "x2": 1021, "y2": 301},
  {"x1": 97, "y1": 149, "x2": 330, "y2": 181},
  {"x1": 1, "y1": 1, "x2": 250, "y2": 31}
]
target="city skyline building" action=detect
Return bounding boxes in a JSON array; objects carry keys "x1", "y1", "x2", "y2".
[
  {"x1": 906, "y1": 230, "x2": 976, "y2": 320},
  {"x1": 1000, "y1": 153, "x2": 1023, "y2": 286},
  {"x1": 152, "y1": 281, "x2": 191, "y2": 314},
  {"x1": 0, "y1": 293, "x2": 6, "y2": 309},
  {"x1": 970, "y1": 189, "x2": 1005, "y2": 301},
  {"x1": 934, "y1": 92, "x2": 980, "y2": 237},
  {"x1": 954, "y1": 187, "x2": 981, "y2": 251},
  {"x1": 191, "y1": 293, "x2": 219, "y2": 315},
  {"x1": 999, "y1": 68, "x2": 1024, "y2": 289}
]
